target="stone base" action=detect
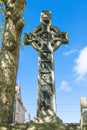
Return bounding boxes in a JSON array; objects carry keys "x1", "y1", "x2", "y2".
[
  {"x1": 33, "y1": 110, "x2": 58, "y2": 123},
  {"x1": 33, "y1": 116, "x2": 56, "y2": 123}
]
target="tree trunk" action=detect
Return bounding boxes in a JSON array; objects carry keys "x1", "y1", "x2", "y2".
[{"x1": 0, "y1": 0, "x2": 26, "y2": 124}]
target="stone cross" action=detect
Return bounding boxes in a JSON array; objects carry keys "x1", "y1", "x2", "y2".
[{"x1": 24, "y1": 11, "x2": 68, "y2": 117}]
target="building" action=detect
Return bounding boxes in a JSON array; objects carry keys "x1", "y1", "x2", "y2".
[{"x1": 13, "y1": 83, "x2": 26, "y2": 123}]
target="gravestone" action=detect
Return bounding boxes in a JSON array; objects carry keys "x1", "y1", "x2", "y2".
[
  {"x1": 80, "y1": 97, "x2": 87, "y2": 130},
  {"x1": 24, "y1": 11, "x2": 68, "y2": 122}
]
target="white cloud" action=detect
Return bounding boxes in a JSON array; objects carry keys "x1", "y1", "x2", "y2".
[
  {"x1": 63, "y1": 49, "x2": 78, "y2": 56},
  {"x1": 74, "y1": 46, "x2": 87, "y2": 81},
  {"x1": 59, "y1": 81, "x2": 72, "y2": 92}
]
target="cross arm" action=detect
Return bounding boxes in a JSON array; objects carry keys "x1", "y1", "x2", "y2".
[
  {"x1": 24, "y1": 33, "x2": 42, "y2": 51},
  {"x1": 59, "y1": 32, "x2": 68, "y2": 43},
  {"x1": 24, "y1": 33, "x2": 37, "y2": 45},
  {"x1": 50, "y1": 32, "x2": 68, "y2": 51}
]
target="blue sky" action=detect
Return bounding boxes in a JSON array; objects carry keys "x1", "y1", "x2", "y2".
[{"x1": 16, "y1": 0, "x2": 87, "y2": 123}]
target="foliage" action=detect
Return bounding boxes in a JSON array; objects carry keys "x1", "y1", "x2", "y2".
[
  {"x1": 0, "y1": 0, "x2": 5, "y2": 15},
  {"x1": 0, "y1": 0, "x2": 3, "y2": 4},
  {"x1": 0, "y1": 123, "x2": 29, "y2": 130},
  {"x1": 0, "y1": 122, "x2": 81, "y2": 130}
]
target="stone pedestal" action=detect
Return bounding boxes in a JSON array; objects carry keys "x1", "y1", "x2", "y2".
[{"x1": 33, "y1": 110, "x2": 57, "y2": 123}]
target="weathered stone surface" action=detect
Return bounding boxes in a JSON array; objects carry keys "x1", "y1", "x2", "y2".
[
  {"x1": 80, "y1": 97, "x2": 87, "y2": 130},
  {"x1": 33, "y1": 110, "x2": 58, "y2": 123}
]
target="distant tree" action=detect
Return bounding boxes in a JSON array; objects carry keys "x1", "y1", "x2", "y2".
[{"x1": 0, "y1": 0, "x2": 26, "y2": 123}]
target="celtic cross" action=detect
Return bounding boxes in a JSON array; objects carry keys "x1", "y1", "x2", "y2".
[{"x1": 24, "y1": 11, "x2": 68, "y2": 117}]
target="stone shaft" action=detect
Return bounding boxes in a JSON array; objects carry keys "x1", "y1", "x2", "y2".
[
  {"x1": 37, "y1": 47, "x2": 56, "y2": 116},
  {"x1": 24, "y1": 11, "x2": 68, "y2": 117}
]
